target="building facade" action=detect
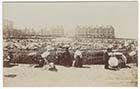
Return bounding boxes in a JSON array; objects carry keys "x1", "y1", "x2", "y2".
[
  {"x1": 75, "y1": 25, "x2": 115, "y2": 38},
  {"x1": 49, "y1": 25, "x2": 64, "y2": 38},
  {"x1": 3, "y1": 19, "x2": 14, "y2": 30},
  {"x1": 3, "y1": 19, "x2": 14, "y2": 38}
]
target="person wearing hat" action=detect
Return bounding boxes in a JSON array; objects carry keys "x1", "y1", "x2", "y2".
[
  {"x1": 41, "y1": 49, "x2": 50, "y2": 65},
  {"x1": 8, "y1": 51, "x2": 13, "y2": 63},
  {"x1": 73, "y1": 46, "x2": 83, "y2": 67},
  {"x1": 104, "y1": 47, "x2": 126, "y2": 70},
  {"x1": 62, "y1": 46, "x2": 72, "y2": 67},
  {"x1": 4, "y1": 51, "x2": 13, "y2": 67},
  {"x1": 41, "y1": 48, "x2": 57, "y2": 71},
  {"x1": 104, "y1": 48, "x2": 112, "y2": 69}
]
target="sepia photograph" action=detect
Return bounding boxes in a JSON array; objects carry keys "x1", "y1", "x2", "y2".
[{"x1": 3, "y1": 1, "x2": 138, "y2": 87}]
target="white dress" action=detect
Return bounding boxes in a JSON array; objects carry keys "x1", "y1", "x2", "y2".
[
  {"x1": 74, "y1": 50, "x2": 82, "y2": 59},
  {"x1": 41, "y1": 50, "x2": 50, "y2": 58}
]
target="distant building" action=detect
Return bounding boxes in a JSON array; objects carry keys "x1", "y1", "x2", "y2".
[
  {"x1": 3, "y1": 19, "x2": 14, "y2": 30},
  {"x1": 3, "y1": 19, "x2": 14, "y2": 38},
  {"x1": 49, "y1": 25, "x2": 64, "y2": 38},
  {"x1": 75, "y1": 25, "x2": 115, "y2": 38}
]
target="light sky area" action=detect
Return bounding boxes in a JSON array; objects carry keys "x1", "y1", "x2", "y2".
[{"x1": 3, "y1": 1, "x2": 138, "y2": 39}]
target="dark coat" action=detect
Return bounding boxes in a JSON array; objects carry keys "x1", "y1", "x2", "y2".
[
  {"x1": 62, "y1": 48, "x2": 72, "y2": 66},
  {"x1": 104, "y1": 52, "x2": 110, "y2": 69}
]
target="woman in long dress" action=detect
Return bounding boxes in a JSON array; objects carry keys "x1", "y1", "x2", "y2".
[{"x1": 73, "y1": 48, "x2": 83, "y2": 67}]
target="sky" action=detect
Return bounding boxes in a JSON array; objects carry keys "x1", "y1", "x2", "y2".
[{"x1": 3, "y1": 1, "x2": 138, "y2": 39}]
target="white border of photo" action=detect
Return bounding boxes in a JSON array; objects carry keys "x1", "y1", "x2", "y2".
[{"x1": 0, "y1": 0, "x2": 139, "y2": 89}]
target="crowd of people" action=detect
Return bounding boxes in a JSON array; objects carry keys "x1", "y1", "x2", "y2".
[
  {"x1": 3, "y1": 39, "x2": 51, "y2": 50},
  {"x1": 74, "y1": 38, "x2": 137, "y2": 51},
  {"x1": 3, "y1": 38, "x2": 137, "y2": 51},
  {"x1": 3, "y1": 37, "x2": 138, "y2": 71}
]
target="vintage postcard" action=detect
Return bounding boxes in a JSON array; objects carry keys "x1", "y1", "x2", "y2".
[{"x1": 3, "y1": 1, "x2": 138, "y2": 87}]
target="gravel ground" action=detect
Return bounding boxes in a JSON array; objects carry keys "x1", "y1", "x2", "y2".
[{"x1": 3, "y1": 63, "x2": 138, "y2": 87}]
